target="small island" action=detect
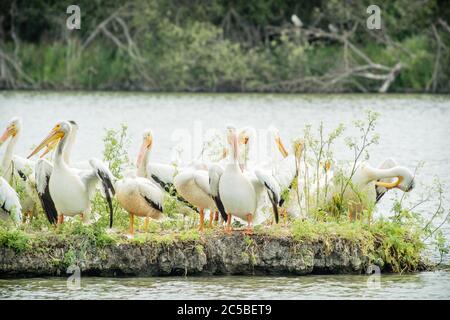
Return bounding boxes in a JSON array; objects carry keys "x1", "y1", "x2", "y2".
[{"x1": 0, "y1": 218, "x2": 432, "y2": 277}]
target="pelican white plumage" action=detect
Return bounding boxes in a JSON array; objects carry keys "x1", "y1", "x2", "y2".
[
  {"x1": 210, "y1": 126, "x2": 257, "y2": 234},
  {"x1": 173, "y1": 166, "x2": 227, "y2": 231},
  {"x1": 332, "y1": 161, "x2": 415, "y2": 219},
  {"x1": 0, "y1": 177, "x2": 22, "y2": 223},
  {"x1": 0, "y1": 117, "x2": 39, "y2": 220},
  {"x1": 43, "y1": 120, "x2": 91, "y2": 170},
  {"x1": 350, "y1": 161, "x2": 415, "y2": 196},
  {"x1": 116, "y1": 172, "x2": 164, "y2": 235},
  {"x1": 136, "y1": 129, "x2": 177, "y2": 192},
  {"x1": 34, "y1": 120, "x2": 93, "y2": 225},
  {"x1": 237, "y1": 126, "x2": 298, "y2": 224},
  {"x1": 374, "y1": 158, "x2": 403, "y2": 202},
  {"x1": 28, "y1": 121, "x2": 115, "y2": 226}
]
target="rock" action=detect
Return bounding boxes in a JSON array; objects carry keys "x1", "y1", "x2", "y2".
[{"x1": 0, "y1": 232, "x2": 421, "y2": 277}]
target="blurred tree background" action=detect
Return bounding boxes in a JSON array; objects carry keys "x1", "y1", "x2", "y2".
[{"x1": 0, "y1": 0, "x2": 449, "y2": 92}]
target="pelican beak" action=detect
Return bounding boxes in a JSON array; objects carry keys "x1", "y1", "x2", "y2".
[
  {"x1": 375, "y1": 176, "x2": 404, "y2": 189},
  {"x1": 136, "y1": 135, "x2": 152, "y2": 167},
  {"x1": 39, "y1": 139, "x2": 59, "y2": 158},
  {"x1": 232, "y1": 131, "x2": 239, "y2": 161},
  {"x1": 28, "y1": 125, "x2": 64, "y2": 159},
  {"x1": 324, "y1": 160, "x2": 331, "y2": 171},
  {"x1": 238, "y1": 132, "x2": 249, "y2": 145},
  {"x1": 275, "y1": 135, "x2": 289, "y2": 158},
  {"x1": 222, "y1": 147, "x2": 228, "y2": 160},
  {"x1": 0, "y1": 126, "x2": 16, "y2": 146}
]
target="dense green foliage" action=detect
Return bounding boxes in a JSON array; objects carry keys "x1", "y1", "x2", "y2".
[{"x1": 0, "y1": 0, "x2": 449, "y2": 92}]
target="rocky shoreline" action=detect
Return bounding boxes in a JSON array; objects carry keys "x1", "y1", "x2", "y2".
[{"x1": 0, "y1": 232, "x2": 431, "y2": 277}]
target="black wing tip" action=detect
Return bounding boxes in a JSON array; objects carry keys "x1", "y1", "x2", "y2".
[
  {"x1": 213, "y1": 196, "x2": 227, "y2": 222},
  {"x1": 143, "y1": 196, "x2": 163, "y2": 213},
  {"x1": 38, "y1": 184, "x2": 58, "y2": 225}
]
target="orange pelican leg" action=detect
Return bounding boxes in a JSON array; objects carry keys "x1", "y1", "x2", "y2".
[
  {"x1": 144, "y1": 216, "x2": 149, "y2": 232},
  {"x1": 129, "y1": 213, "x2": 135, "y2": 235},
  {"x1": 244, "y1": 214, "x2": 253, "y2": 235},
  {"x1": 208, "y1": 211, "x2": 214, "y2": 228},
  {"x1": 198, "y1": 208, "x2": 205, "y2": 232},
  {"x1": 225, "y1": 214, "x2": 232, "y2": 234}
]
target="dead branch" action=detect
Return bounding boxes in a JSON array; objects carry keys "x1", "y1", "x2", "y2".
[
  {"x1": 438, "y1": 18, "x2": 450, "y2": 35},
  {"x1": 0, "y1": 46, "x2": 35, "y2": 87}
]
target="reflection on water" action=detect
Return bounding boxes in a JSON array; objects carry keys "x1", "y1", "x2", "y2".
[
  {"x1": 1, "y1": 272, "x2": 449, "y2": 299},
  {"x1": 1, "y1": 92, "x2": 449, "y2": 299}
]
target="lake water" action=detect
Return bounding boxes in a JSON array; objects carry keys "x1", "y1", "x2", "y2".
[
  {"x1": 0, "y1": 272, "x2": 449, "y2": 300},
  {"x1": 0, "y1": 92, "x2": 449, "y2": 299}
]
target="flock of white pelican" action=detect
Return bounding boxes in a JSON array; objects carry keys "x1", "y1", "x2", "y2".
[{"x1": 0, "y1": 117, "x2": 415, "y2": 235}]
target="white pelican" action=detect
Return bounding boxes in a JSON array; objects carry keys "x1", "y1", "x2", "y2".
[
  {"x1": 136, "y1": 129, "x2": 176, "y2": 191},
  {"x1": 267, "y1": 127, "x2": 301, "y2": 220},
  {"x1": 28, "y1": 121, "x2": 116, "y2": 226},
  {"x1": 173, "y1": 166, "x2": 226, "y2": 231},
  {"x1": 136, "y1": 129, "x2": 198, "y2": 212},
  {"x1": 0, "y1": 117, "x2": 39, "y2": 220},
  {"x1": 115, "y1": 172, "x2": 164, "y2": 235},
  {"x1": 34, "y1": 120, "x2": 92, "y2": 225},
  {"x1": 0, "y1": 177, "x2": 22, "y2": 223},
  {"x1": 209, "y1": 126, "x2": 257, "y2": 234},
  {"x1": 236, "y1": 126, "x2": 298, "y2": 224},
  {"x1": 334, "y1": 161, "x2": 415, "y2": 219}
]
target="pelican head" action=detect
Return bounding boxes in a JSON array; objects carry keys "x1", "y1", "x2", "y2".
[
  {"x1": 238, "y1": 126, "x2": 256, "y2": 146},
  {"x1": 376, "y1": 166, "x2": 415, "y2": 192},
  {"x1": 0, "y1": 117, "x2": 22, "y2": 146},
  {"x1": 136, "y1": 129, "x2": 153, "y2": 167},
  {"x1": 38, "y1": 120, "x2": 78, "y2": 158},
  {"x1": 27, "y1": 121, "x2": 71, "y2": 159},
  {"x1": 226, "y1": 125, "x2": 239, "y2": 160},
  {"x1": 268, "y1": 126, "x2": 289, "y2": 158}
]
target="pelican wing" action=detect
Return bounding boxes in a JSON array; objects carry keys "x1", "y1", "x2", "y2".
[
  {"x1": 193, "y1": 170, "x2": 211, "y2": 197},
  {"x1": 83, "y1": 158, "x2": 116, "y2": 227},
  {"x1": 274, "y1": 155, "x2": 297, "y2": 192},
  {"x1": 150, "y1": 164, "x2": 197, "y2": 210},
  {"x1": 12, "y1": 155, "x2": 35, "y2": 182},
  {"x1": 208, "y1": 164, "x2": 227, "y2": 221},
  {"x1": 35, "y1": 159, "x2": 57, "y2": 224},
  {"x1": 136, "y1": 177, "x2": 163, "y2": 212},
  {"x1": 0, "y1": 177, "x2": 22, "y2": 222},
  {"x1": 255, "y1": 169, "x2": 281, "y2": 223},
  {"x1": 146, "y1": 162, "x2": 176, "y2": 192}
]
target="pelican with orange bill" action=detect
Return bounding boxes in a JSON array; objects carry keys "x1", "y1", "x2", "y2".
[{"x1": 28, "y1": 121, "x2": 116, "y2": 227}]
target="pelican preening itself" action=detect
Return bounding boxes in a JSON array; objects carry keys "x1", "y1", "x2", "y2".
[
  {"x1": 115, "y1": 173, "x2": 164, "y2": 235},
  {"x1": 28, "y1": 121, "x2": 115, "y2": 227},
  {"x1": 1, "y1": 115, "x2": 416, "y2": 238}
]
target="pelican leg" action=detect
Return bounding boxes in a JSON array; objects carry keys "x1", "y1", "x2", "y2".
[
  {"x1": 214, "y1": 211, "x2": 219, "y2": 224},
  {"x1": 57, "y1": 214, "x2": 64, "y2": 225},
  {"x1": 80, "y1": 213, "x2": 84, "y2": 221},
  {"x1": 281, "y1": 207, "x2": 288, "y2": 226},
  {"x1": 225, "y1": 214, "x2": 232, "y2": 234},
  {"x1": 198, "y1": 209, "x2": 205, "y2": 232},
  {"x1": 129, "y1": 214, "x2": 135, "y2": 235},
  {"x1": 22, "y1": 211, "x2": 30, "y2": 224},
  {"x1": 144, "y1": 216, "x2": 149, "y2": 232},
  {"x1": 244, "y1": 214, "x2": 253, "y2": 235},
  {"x1": 208, "y1": 211, "x2": 214, "y2": 228}
]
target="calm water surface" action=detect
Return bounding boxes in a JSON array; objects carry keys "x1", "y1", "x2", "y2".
[
  {"x1": 0, "y1": 272, "x2": 449, "y2": 299},
  {"x1": 0, "y1": 92, "x2": 449, "y2": 299}
]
